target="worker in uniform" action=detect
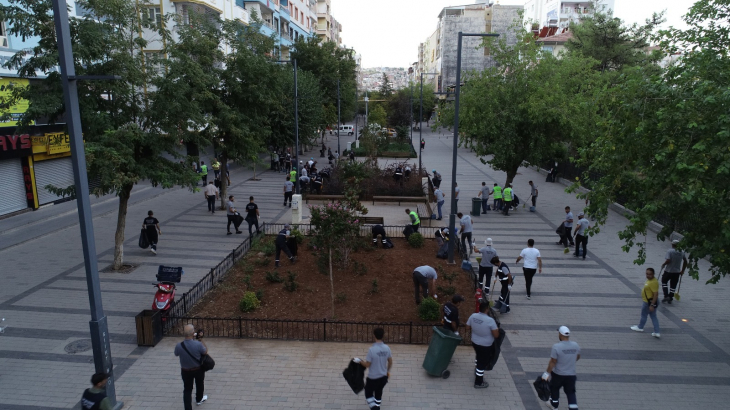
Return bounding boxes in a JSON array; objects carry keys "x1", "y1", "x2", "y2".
[
  {"x1": 275, "y1": 224, "x2": 296, "y2": 268},
  {"x1": 394, "y1": 165, "x2": 403, "y2": 182},
  {"x1": 502, "y1": 184, "x2": 513, "y2": 216},
  {"x1": 372, "y1": 224, "x2": 388, "y2": 247},
  {"x1": 466, "y1": 301, "x2": 500, "y2": 389},
  {"x1": 492, "y1": 183, "x2": 503, "y2": 212},
  {"x1": 312, "y1": 172, "x2": 323, "y2": 194},
  {"x1": 443, "y1": 295, "x2": 465, "y2": 335},
  {"x1": 405, "y1": 208, "x2": 420, "y2": 232},
  {"x1": 299, "y1": 174, "x2": 310, "y2": 193},
  {"x1": 211, "y1": 158, "x2": 221, "y2": 180},
  {"x1": 199, "y1": 161, "x2": 208, "y2": 186},
  {"x1": 491, "y1": 256, "x2": 513, "y2": 313}
]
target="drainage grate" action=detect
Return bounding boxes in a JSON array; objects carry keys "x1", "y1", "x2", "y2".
[{"x1": 65, "y1": 339, "x2": 93, "y2": 354}]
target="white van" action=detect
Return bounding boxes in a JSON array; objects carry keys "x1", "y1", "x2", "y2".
[{"x1": 339, "y1": 125, "x2": 354, "y2": 135}]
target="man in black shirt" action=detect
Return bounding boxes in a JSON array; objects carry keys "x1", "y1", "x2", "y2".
[
  {"x1": 443, "y1": 295, "x2": 465, "y2": 335},
  {"x1": 143, "y1": 210, "x2": 161, "y2": 255},
  {"x1": 81, "y1": 372, "x2": 112, "y2": 410},
  {"x1": 275, "y1": 224, "x2": 296, "y2": 267},
  {"x1": 245, "y1": 196, "x2": 260, "y2": 238},
  {"x1": 312, "y1": 173, "x2": 323, "y2": 194}
]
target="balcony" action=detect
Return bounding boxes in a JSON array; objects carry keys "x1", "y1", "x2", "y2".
[{"x1": 171, "y1": 0, "x2": 223, "y2": 15}]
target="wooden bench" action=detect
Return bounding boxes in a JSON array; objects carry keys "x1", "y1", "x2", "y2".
[
  {"x1": 371, "y1": 196, "x2": 427, "y2": 205},
  {"x1": 305, "y1": 194, "x2": 346, "y2": 204},
  {"x1": 416, "y1": 201, "x2": 435, "y2": 227},
  {"x1": 360, "y1": 216, "x2": 384, "y2": 225}
]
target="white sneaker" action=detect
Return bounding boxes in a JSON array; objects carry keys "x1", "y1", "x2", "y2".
[
  {"x1": 150, "y1": 248, "x2": 157, "y2": 255},
  {"x1": 630, "y1": 326, "x2": 644, "y2": 332},
  {"x1": 544, "y1": 401, "x2": 556, "y2": 409},
  {"x1": 652, "y1": 332, "x2": 661, "y2": 338},
  {"x1": 197, "y1": 395, "x2": 208, "y2": 405}
]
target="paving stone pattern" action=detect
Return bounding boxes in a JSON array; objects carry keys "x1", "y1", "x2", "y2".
[{"x1": 1, "y1": 129, "x2": 729, "y2": 409}]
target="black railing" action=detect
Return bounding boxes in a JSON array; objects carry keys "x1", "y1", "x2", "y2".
[
  {"x1": 264, "y1": 223, "x2": 439, "y2": 239},
  {"x1": 164, "y1": 316, "x2": 474, "y2": 345}
]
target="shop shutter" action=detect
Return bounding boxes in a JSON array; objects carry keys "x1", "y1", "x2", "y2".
[
  {"x1": 34, "y1": 157, "x2": 75, "y2": 205},
  {"x1": 0, "y1": 159, "x2": 27, "y2": 216}
]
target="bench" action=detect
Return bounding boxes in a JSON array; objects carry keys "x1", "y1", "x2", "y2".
[
  {"x1": 360, "y1": 216, "x2": 384, "y2": 225},
  {"x1": 371, "y1": 196, "x2": 427, "y2": 205},
  {"x1": 305, "y1": 194, "x2": 346, "y2": 204},
  {"x1": 416, "y1": 201, "x2": 435, "y2": 227}
]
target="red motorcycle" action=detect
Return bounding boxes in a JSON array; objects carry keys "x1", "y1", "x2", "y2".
[{"x1": 152, "y1": 266, "x2": 183, "y2": 318}]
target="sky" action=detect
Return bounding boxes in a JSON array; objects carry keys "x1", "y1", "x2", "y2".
[{"x1": 332, "y1": 0, "x2": 697, "y2": 68}]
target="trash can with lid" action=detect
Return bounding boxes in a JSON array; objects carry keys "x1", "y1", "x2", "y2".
[
  {"x1": 422, "y1": 326, "x2": 463, "y2": 379},
  {"x1": 471, "y1": 197, "x2": 482, "y2": 216}
]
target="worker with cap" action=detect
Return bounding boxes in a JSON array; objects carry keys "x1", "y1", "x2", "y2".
[
  {"x1": 660, "y1": 239, "x2": 687, "y2": 304},
  {"x1": 542, "y1": 326, "x2": 581, "y2": 410},
  {"x1": 572, "y1": 212, "x2": 590, "y2": 259},
  {"x1": 432, "y1": 169, "x2": 442, "y2": 188},
  {"x1": 474, "y1": 238, "x2": 498, "y2": 294},
  {"x1": 442, "y1": 294, "x2": 465, "y2": 335},
  {"x1": 275, "y1": 224, "x2": 296, "y2": 267},
  {"x1": 466, "y1": 301, "x2": 500, "y2": 389}
]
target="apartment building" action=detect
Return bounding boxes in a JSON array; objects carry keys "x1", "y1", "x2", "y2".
[
  {"x1": 316, "y1": 0, "x2": 342, "y2": 45},
  {"x1": 524, "y1": 0, "x2": 614, "y2": 30},
  {"x1": 415, "y1": 1, "x2": 522, "y2": 94}
]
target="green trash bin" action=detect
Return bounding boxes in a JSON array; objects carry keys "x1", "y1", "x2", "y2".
[
  {"x1": 422, "y1": 326, "x2": 463, "y2": 379},
  {"x1": 471, "y1": 197, "x2": 481, "y2": 216}
]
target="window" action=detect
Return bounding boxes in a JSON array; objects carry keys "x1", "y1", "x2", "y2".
[
  {"x1": 144, "y1": 52, "x2": 164, "y2": 76},
  {"x1": 235, "y1": 0, "x2": 245, "y2": 8},
  {"x1": 142, "y1": 6, "x2": 162, "y2": 29}
]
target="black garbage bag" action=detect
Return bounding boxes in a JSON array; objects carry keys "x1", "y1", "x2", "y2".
[
  {"x1": 383, "y1": 238, "x2": 394, "y2": 249},
  {"x1": 533, "y1": 376, "x2": 551, "y2": 402},
  {"x1": 138, "y1": 229, "x2": 149, "y2": 249},
  {"x1": 485, "y1": 328, "x2": 506, "y2": 371},
  {"x1": 342, "y1": 359, "x2": 365, "y2": 394},
  {"x1": 403, "y1": 224, "x2": 414, "y2": 240}
]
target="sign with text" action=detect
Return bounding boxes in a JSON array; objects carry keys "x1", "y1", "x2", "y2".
[
  {"x1": 46, "y1": 132, "x2": 71, "y2": 154},
  {"x1": 0, "y1": 133, "x2": 32, "y2": 160},
  {"x1": 0, "y1": 78, "x2": 30, "y2": 127}
]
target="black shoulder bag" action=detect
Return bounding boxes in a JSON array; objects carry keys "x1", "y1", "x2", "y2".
[{"x1": 180, "y1": 341, "x2": 216, "y2": 372}]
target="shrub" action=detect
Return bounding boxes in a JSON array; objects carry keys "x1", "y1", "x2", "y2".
[
  {"x1": 291, "y1": 229, "x2": 304, "y2": 244},
  {"x1": 265, "y1": 271, "x2": 284, "y2": 283},
  {"x1": 408, "y1": 232, "x2": 425, "y2": 248},
  {"x1": 370, "y1": 279, "x2": 379, "y2": 294},
  {"x1": 242, "y1": 274, "x2": 252, "y2": 290},
  {"x1": 238, "y1": 291, "x2": 260, "y2": 313},
  {"x1": 261, "y1": 241, "x2": 276, "y2": 257},
  {"x1": 443, "y1": 272, "x2": 457, "y2": 285},
  {"x1": 254, "y1": 257, "x2": 271, "y2": 267},
  {"x1": 283, "y1": 272, "x2": 299, "y2": 292},
  {"x1": 255, "y1": 289, "x2": 264, "y2": 302},
  {"x1": 418, "y1": 297, "x2": 441, "y2": 321},
  {"x1": 336, "y1": 293, "x2": 347, "y2": 303},
  {"x1": 437, "y1": 285, "x2": 456, "y2": 297},
  {"x1": 352, "y1": 260, "x2": 368, "y2": 276}
]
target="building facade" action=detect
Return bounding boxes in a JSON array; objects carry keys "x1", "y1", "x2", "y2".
[
  {"x1": 523, "y1": 0, "x2": 615, "y2": 30},
  {"x1": 316, "y1": 0, "x2": 342, "y2": 45}
]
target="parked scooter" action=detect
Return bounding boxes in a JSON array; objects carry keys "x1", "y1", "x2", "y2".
[{"x1": 152, "y1": 266, "x2": 183, "y2": 318}]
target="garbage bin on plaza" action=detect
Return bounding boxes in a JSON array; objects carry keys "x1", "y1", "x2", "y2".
[
  {"x1": 471, "y1": 197, "x2": 481, "y2": 216},
  {"x1": 422, "y1": 326, "x2": 463, "y2": 379}
]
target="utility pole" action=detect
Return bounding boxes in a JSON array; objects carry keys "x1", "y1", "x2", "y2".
[
  {"x1": 294, "y1": 58, "x2": 300, "y2": 194},
  {"x1": 419, "y1": 72, "x2": 439, "y2": 175},
  {"x1": 337, "y1": 78, "x2": 341, "y2": 156},
  {"x1": 51, "y1": 0, "x2": 122, "y2": 408}
]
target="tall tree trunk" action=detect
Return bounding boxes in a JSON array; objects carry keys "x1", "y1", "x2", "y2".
[
  {"x1": 329, "y1": 247, "x2": 335, "y2": 318},
  {"x1": 219, "y1": 151, "x2": 228, "y2": 210},
  {"x1": 113, "y1": 184, "x2": 133, "y2": 270}
]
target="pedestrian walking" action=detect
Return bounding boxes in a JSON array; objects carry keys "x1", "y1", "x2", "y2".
[
  {"x1": 203, "y1": 181, "x2": 219, "y2": 214},
  {"x1": 557, "y1": 206, "x2": 575, "y2": 249},
  {"x1": 457, "y1": 212, "x2": 473, "y2": 256},
  {"x1": 550, "y1": 161, "x2": 559, "y2": 182},
  {"x1": 211, "y1": 158, "x2": 221, "y2": 180},
  {"x1": 516, "y1": 239, "x2": 542, "y2": 299},
  {"x1": 542, "y1": 326, "x2": 580, "y2": 410},
  {"x1": 466, "y1": 301, "x2": 500, "y2": 389},
  {"x1": 432, "y1": 169, "x2": 442, "y2": 188},
  {"x1": 421, "y1": 139, "x2": 425, "y2": 150},
  {"x1": 434, "y1": 187, "x2": 445, "y2": 220},
  {"x1": 492, "y1": 183, "x2": 503, "y2": 211},
  {"x1": 477, "y1": 182, "x2": 490, "y2": 213},
  {"x1": 174, "y1": 324, "x2": 208, "y2": 409},
  {"x1": 405, "y1": 208, "x2": 420, "y2": 232},
  {"x1": 412, "y1": 265, "x2": 438, "y2": 305},
  {"x1": 355, "y1": 328, "x2": 392, "y2": 410},
  {"x1": 226, "y1": 195, "x2": 242, "y2": 235},
  {"x1": 245, "y1": 196, "x2": 261, "y2": 238},
  {"x1": 474, "y1": 238, "x2": 498, "y2": 294},
  {"x1": 572, "y1": 212, "x2": 590, "y2": 259},
  {"x1": 454, "y1": 182, "x2": 460, "y2": 212},
  {"x1": 630, "y1": 268, "x2": 661, "y2": 338},
  {"x1": 529, "y1": 181, "x2": 538, "y2": 208},
  {"x1": 275, "y1": 224, "x2": 296, "y2": 267},
  {"x1": 491, "y1": 256, "x2": 513, "y2": 313},
  {"x1": 290, "y1": 167, "x2": 297, "y2": 184},
  {"x1": 142, "y1": 210, "x2": 161, "y2": 255},
  {"x1": 283, "y1": 176, "x2": 294, "y2": 207},
  {"x1": 502, "y1": 184, "x2": 513, "y2": 215},
  {"x1": 661, "y1": 240, "x2": 688, "y2": 304},
  {"x1": 443, "y1": 294, "x2": 465, "y2": 335},
  {"x1": 284, "y1": 151, "x2": 292, "y2": 173},
  {"x1": 81, "y1": 372, "x2": 112, "y2": 410},
  {"x1": 199, "y1": 161, "x2": 208, "y2": 186}
]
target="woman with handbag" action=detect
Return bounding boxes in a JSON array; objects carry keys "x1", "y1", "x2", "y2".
[{"x1": 174, "y1": 324, "x2": 211, "y2": 409}]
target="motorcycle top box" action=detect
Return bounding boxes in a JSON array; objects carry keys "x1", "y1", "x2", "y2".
[{"x1": 157, "y1": 265, "x2": 183, "y2": 283}]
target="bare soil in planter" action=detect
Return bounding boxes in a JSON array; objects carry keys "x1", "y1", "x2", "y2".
[{"x1": 189, "y1": 237, "x2": 475, "y2": 322}]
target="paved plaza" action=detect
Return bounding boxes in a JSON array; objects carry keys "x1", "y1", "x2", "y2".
[{"x1": 1, "y1": 127, "x2": 729, "y2": 409}]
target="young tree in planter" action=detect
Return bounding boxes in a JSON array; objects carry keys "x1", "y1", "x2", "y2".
[{"x1": 0, "y1": 0, "x2": 199, "y2": 270}]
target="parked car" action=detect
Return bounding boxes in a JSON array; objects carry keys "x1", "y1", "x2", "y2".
[{"x1": 339, "y1": 125, "x2": 354, "y2": 135}]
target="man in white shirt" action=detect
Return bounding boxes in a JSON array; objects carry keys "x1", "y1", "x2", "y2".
[
  {"x1": 203, "y1": 181, "x2": 219, "y2": 214},
  {"x1": 434, "y1": 188, "x2": 445, "y2": 220},
  {"x1": 458, "y1": 212, "x2": 473, "y2": 256},
  {"x1": 454, "y1": 182, "x2": 460, "y2": 213},
  {"x1": 516, "y1": 239, "x2": 542, "y2": 300}
]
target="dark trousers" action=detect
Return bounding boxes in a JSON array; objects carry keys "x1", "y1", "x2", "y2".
[
  {"x1": 206, "y1": 196, "x2": 216, "y2": 212},
  {"x1": 247, "y1": 218, "x2": 260, "y2": 237},
  {"x1": 412, "y1": 271, "x2": 429, "y2": 304},
  {"x1": 481, "y1": 198, "x2": 489, "y2": 213},
  {"x1": 662, "y1": 271, "x2": 681, "y2": 299},
  {"x1": 548, "y1": 373, "x2": 578, "y2": 409},
  {"x1": 275, "y1": 240, "x2": 293, "y2": 266},
  {"x1": 433, "y1": 178, "x2": 441, "y2": 188},
  {"x1": 496, "y1": 280, "x2": 510, "y2": 311},
  {"x1": 227, "y1": 215, "x2": 239, "y2": 233},
  {"x1": 494, "y1": 198, "x2": 502, "y2": 210},
  {"x1": 412, "y1": 223, "x2": 420, "y2": 232},
  {"x1": 372, "y1": 226, "x2": 386, "y2": 245},
  {"x1": 461, "y1": 232, "x2": 472, "y2": 257},
  {"x1": 213, "y1": 170, "x2": 220, "y2": 179},
  {"x1": 560, "y1": 230, "x2": 574, "y2": 246},
  {"x1": 200, "y1": 174, "x2": 207, "y2": 185},
  {"x1": 181, "y1": 368, "x2": 205, "y2": 410},
  {"x1": 364, "y1": 376, "x2": 388, "y2": 410},
  {"x1": 502, "y1": 200, "x2": 512, "y2": 215},
  {"x1": 472, "y1": 342, "x2": 493, "y2": 385},
  {"x1": 575, "y1": 234, "x2": 587, "y2": 258},
  {"x1": 284, "y1": 191, "x2": 293, "y2": 205},
  {"x1": 531, "y1": 196, "x2": 537, "y2": 207},
  {"x1": 146, "y1": 230, "x2": 158, "y2": 251},
  {"x1": 523, "y1": 268, "x2": 537, "y2": 296},
  {"x1": 478, "y1": 266, "x2": 493, "y2": 292}
]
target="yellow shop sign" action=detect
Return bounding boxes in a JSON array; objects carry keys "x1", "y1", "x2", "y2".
[{"x1": 46, "y1": 132, "x2": 70, "y2": 154}]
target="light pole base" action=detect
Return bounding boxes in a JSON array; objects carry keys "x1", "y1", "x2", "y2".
[{"x1": 111, "y1": 402, "x2": 124, "y2": 410}]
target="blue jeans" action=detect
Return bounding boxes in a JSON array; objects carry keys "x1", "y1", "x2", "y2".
[
  {"x1": 481, "y1": 198, "x2": 488, "y2": 213},
  {"x1": 638, "y1": 301, "x2": 660, "y2": 333},
  {"x1": 493, "y1": 198, "x2": 502, "y2": 210},
  {"x1": 437, "y1": 200, "x2": 444, "y2": 219}
]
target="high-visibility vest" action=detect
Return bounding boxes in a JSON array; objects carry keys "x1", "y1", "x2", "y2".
[
  {"x1": 493, "y1": 186, "x2": 502, "y2": 199},
  {"x1": 503, "y1": 187, "x2": 513, "y2": 201},
  {"x1": 200, "y1": 165, "x2": 208, "y2": 175},
  {"x1": 211, "y1": 161, "x2": 220, "y2": 171},
  {"x1": 409, "y1": 211, "x2": 420, "y2": 226}
]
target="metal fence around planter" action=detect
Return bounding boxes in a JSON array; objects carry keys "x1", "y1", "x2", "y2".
[
  {"x1": 264, "y1": 223, "x2": 438, "y2": 239},
  {"x1": 164, "y1": 316, "x2": 474, "y2": 346}
]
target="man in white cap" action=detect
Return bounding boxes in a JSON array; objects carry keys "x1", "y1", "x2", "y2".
[
  {"x1": 542, "y1": 326, "x2": 580, "y2": 410},
  {"x1": 572, "y1": 212, "x2": 590, "y2": 260},
  {"x1": 660, "y1": 240, "x2": 687, "y2": 304},
  {"x1": 474, "y1": 238, "x2": 498, "y2": 294}
]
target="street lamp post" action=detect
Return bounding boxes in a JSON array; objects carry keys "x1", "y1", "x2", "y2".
[
  {"x1": 337, "y1": 78, "x2": 341, "y2": 156},
  {"x1": 277, "y1": 59, "x2": 300, "y2": 194},
  {"x1": 446, "y1": 32, "x2": 499, "y2": 264},
  {"x1": 419, "y1": 72, "x2": 439, "y2": 175}
]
